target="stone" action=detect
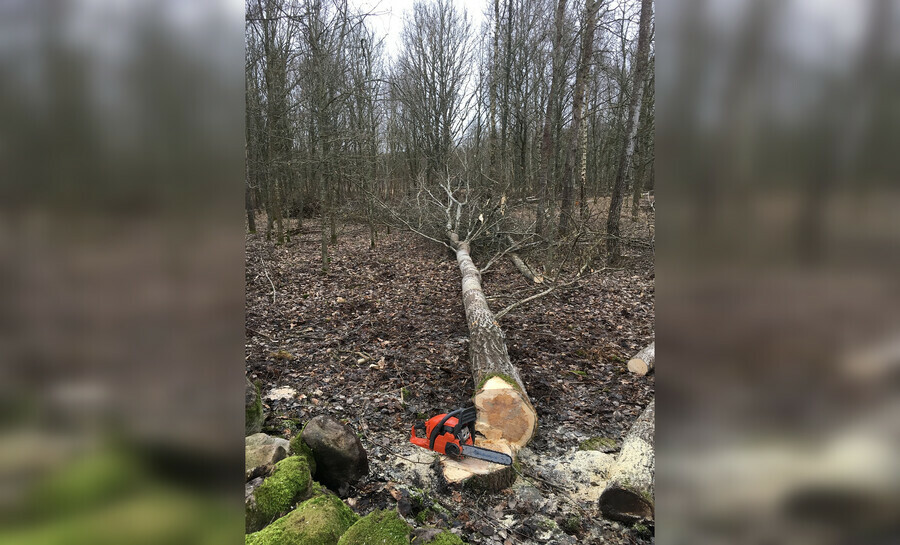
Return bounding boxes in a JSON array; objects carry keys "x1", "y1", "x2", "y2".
[
  {"x1": 246, "y1": 377, "x2": 264, "y2": 436},
  {"x1": 301, "y1": 416, "x2": 369, "y2": 497},
  {"x1": 337, "y1": 509, "x2": 410, "y2": 545},
  {"x1": 245, "y1": 492, "x2": 359, "y2": 545},
  {"x1": 246, "y1": 456, "x2": 313, "y2": 533},
  {"x1": 246, "y1": 444, "x2": 287, "y2": 480},
  {"x1": 247, "y1": 433, "x2": 291, "y2": 451}
]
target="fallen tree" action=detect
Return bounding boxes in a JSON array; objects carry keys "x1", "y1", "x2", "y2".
[
  {"x1": 599, "y1": 398, "x2": 655, "y2": 523},
  {"x1": 627, "y1": 342, "x2": 655, "y2": 376},
  {"x1": 442, "y1": 232, "x2": 538, "y2": 490}
]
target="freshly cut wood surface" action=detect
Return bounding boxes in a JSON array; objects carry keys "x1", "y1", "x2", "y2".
[
  {"x1": 474, "y1": 377, "x2": 537, "y2": 448},
  {"x1": 627, "y1": 342, "x2": 655, "y2": 375},
  {"x1": 440, "y1": 439, "x2": 515, "y2": 490}
]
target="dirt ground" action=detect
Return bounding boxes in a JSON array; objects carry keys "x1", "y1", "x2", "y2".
[{"x1": 245, "y1": 209, "x2": 655, "y2": 544}]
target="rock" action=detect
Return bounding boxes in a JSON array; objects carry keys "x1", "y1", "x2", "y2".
[
  {"x1": 246, "y1": 491, "x2": 358, "y2": 545},
  {"x1": 245, "y1": 444, "x2": 286, "y2": 480},
  {"x1": 247, "y1": 433, "x2": 291, "y2": 451},
  {"x1": 289, "y1": 433, "x2": 318, "y2": 476},
  {"x1": 246, "y1": 476, "x2": 264, "y2": 502},
  {"x1": 246, "y1": 377, "x2": 264, "y2": 436},
  {"x1": 246, "y1": 433, "x2": 291, "y2": 480},
  {"x1": 301, "y1": 416, "x2": 369, "y2": 497},
  {"x1": 337, "y1": 509, "x2": 410, "y2": 545},
  {"x1": 246, "y1": 456, "x2": 313, "y2": 533}
]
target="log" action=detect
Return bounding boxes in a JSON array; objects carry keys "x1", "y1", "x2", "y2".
[
  {"x1": 444, "y1": 232, "x2": 538, "y2": 489},
  {"x1": 506, "y1": 236, "x2": 543, "y2": 284},
  {"x1": 627, "y1": 342, "x2": 655, "y2": 376},
  {"x1": 599, "y1": 398, "x2": 654, "y2": 523},
  {"x1": 508, "y1": 251, "x2": 544, "y2": 284}
]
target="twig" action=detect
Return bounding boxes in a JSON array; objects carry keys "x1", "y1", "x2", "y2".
[
  {"x1": 495, "y1": 277, "x2": 582, "y2": 321},
  {"x1": 261, "y1": 259, "x2": 277, "y2": 304}
]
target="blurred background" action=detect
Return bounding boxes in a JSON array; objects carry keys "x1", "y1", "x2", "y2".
[
  {"x1": 0, "y1": 0, "x2": 245, "y2": 543},
  {"x1": 656, "y1": 0, "x2": 900, "y2": 543}
]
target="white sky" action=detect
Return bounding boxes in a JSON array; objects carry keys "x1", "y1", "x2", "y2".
[{"x1": 351, "y1": 0, "x2": 487, "y2": 59}]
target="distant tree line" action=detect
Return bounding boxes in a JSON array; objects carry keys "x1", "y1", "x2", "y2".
[{"x1": 245, "y1": 0, "x2": 654, "y2": 266}]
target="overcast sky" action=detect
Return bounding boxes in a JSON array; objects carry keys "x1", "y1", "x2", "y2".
[{"x1": 351, "y1": 0, "x2": 487, "y2": 59}]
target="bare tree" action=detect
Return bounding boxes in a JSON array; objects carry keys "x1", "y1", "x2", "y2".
[
  {"x1": 606, "y1": 0, "x2": 653, "y2": 265},
  {"x1": 560, "y1": 0, "x2": 603, "y2": 236},
  {"x1": 536, "y1": 0, "x2": 568, "y2": 239}
]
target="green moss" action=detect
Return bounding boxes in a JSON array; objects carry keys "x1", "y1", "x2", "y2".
[
  {"x1": 246, "y1": 457, "x2": 312, "y2": 533},
  {"x1": 246, "y1": 382, "x2": 264, "y2": 436},
  {"x1": 288, "y1": 435, "x2": 317, "y2": 476},
  {"x1": 246, "y1": 493, "x2": 358, "y2": 545},
  {"x1": 578, "y1": 437, "x2": 617, "y2": 452},
  {"x1": 560, "y1": 513, "x2": 581, "y2": 534},
  {"x1": 337, "y1": 509, "x2": 410, "y2": 545},
  {"x1": 475, "y1": 373, "x2": 521, "y2": 392},
  {"x1": 418, "y1": 531, "x2": 464, "y2": 545},
  {"x1": 632, "y1": 523, "x2": 652, "y2": 537},
  {"x1": 3, "y1": 486, "x2": 241, "y2": 545},
  {"x1": 25, "y1": 448, "x2": 143, "y2": 518}
]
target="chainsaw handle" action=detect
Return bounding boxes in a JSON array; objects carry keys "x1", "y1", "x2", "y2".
[{"x1": 410, "y1": 422, "x2": 428, "y2": 449}]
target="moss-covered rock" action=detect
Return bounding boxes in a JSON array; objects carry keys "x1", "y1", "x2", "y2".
[
  {"x1": 246, "y1": 378, "x2": 264, "y2": 436},
  {"x1": 289, "y1": 434, "x2": 317, "y2": 476},
  {"x1": 246, "y1": 456, "x2": 313, "y2": 532},
  {"x1": 246, "y1": 493, "x2": 358, "y2": 545},
  {"x1": 337, "y1": 509, "x2": 410, "y2": 545},
  {"x1": 418, "y1": 531, "x2": 464, "y2": 545}
]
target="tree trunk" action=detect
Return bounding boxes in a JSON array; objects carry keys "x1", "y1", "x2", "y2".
[
  {"x1": 444, "y1": 232, "x2": 538, "y2": 489},
  {"x1": 606, "y1": 0, "x2": 652, "y2": 265},
  {"x1": 560, "y1": 0, "x2": 600, "y2": 236},
  {"x1": 536, "y1": 0, "x2": 567, "y2": 239},
  {"x1": 599, "y1": 398, "x2": 654, "y2": 523},
  {"x1": 627, "y1": 342, "x2": 655, "y2": 376}
]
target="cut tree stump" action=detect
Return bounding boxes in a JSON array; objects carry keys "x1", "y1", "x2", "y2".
[
  {"x1": 627, "y1": 342, "x2": 655, "y2": 376},
  {"x1": 444, "y1": 232, "x2": 538, "y2": 490},
  {"x1": 599, "y1": 398, "x2": 654, "y2": 523}
]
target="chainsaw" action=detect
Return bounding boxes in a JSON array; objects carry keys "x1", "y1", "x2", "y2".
[{"x1": 410, "y1": 407, "x2": 512, "y2": 466}]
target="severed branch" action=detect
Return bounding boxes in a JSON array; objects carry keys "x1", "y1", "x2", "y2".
[
  {"x1": 495, "y1": 276, "x2": 583, "y2": 321},
  {"x1": 505, "y1": 236, "x2": 543, "y2": 284},
  {"x1": 260, "y1": 258, "x2": 277, "y2": 304}
]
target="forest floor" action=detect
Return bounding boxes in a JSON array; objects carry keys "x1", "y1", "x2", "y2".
[{"x1": 246, "y1": 204, "x2": 655, "y2": 544}]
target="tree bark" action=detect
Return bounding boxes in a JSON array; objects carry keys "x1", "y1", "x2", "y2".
[
  {"x1": 599, "y1": 398, "x2": 654, "y2": 523},
  {"x1": 536, "y1": 0, "x2": 567, "y2": 239},
  {"x1": 560, "y1": 0, "x2": 600, "y2": 236},
  {"x1": 444, "y1": 232, "x2": 538, "y2": 489},
  {"x1": 606, "y1": 0, "x2": 652, "y2": 264},
  {"x1": 627, "y1": 342, "x2": 655, "y2": 376}
]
